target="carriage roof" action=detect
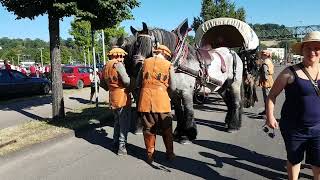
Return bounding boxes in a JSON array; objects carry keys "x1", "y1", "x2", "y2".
[{"x1": 194, "y1": 17, "x2": 259, "y2": 50}]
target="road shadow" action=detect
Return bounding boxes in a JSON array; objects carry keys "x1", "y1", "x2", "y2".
[
  {"x1": 74, "y1": 122, "x2": 235, "y2": 179},
  {"x1": 194, "y1": 140, "x2": 313, "y2": 180},
  {"x1": 194, "y1": 104, "x2": 228, "y2": 113},
  {"x1": 69, "y1": 97, "x2": 91, "y2": 104},
  {"x1": 0, "y1": 95, "x2": 52, "y2": 120},
  {"x1": 243, "y1": 112, "x2": 265, "y2": 120},
  {"x1": 195, "y1": 118, "x2": 227, "y2": 132}
]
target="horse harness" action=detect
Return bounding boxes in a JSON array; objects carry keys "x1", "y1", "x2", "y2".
[
  {"x1": 135, "y1": 31, "x2": 238, "y2": 89},
  {"x1": 172, "y1": 32, "x2": 238, "y2": 88}
]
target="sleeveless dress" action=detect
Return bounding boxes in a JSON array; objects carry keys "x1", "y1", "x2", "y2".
[{"x1": 280, "y1": 66, "x2": 320, "y2": 165}]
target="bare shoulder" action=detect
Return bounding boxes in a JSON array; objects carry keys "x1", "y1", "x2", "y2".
[{"x1": 280, "y1": 66, "x2": 295, "y2": 84}]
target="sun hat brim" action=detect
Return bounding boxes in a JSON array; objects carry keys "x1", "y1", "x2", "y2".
[
  {"x1": 153, "y1": 49, "x2": 171, "y2": 57},
  {"x1": 292, "y1": 41, "x2": 320, "y2": 55},
  {"x1": 292, "y1": 31, "x2": 320, "y2": 55}
]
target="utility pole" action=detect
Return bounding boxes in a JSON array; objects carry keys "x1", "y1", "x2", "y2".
[
  {"x1": 87, "y1": 47, "x2": 91, "y2": 67},
  {"x1": 83, "y1": 47, "x2": 87, "y2": 66},
  {"x1": 38, "y1": 48, "x2": 44, "y2": 67},
  {"x1": 17, "y1": 54, "x2": 20, "y2": 65},
  {"x1": 101, "y1": 30, "x2": 106, "y2": 65}
]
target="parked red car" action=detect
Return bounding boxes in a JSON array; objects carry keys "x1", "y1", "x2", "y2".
[{"x1": 62, "y1": 66, "x2": 92, "y2": 89}]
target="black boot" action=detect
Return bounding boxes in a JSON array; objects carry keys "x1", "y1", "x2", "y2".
[
  {"x1": 143, "y1": 132, "x2": 156, "y2": 164},
  {"x1": 162, "y1": 127, "x2": 175, "y2": 160}
]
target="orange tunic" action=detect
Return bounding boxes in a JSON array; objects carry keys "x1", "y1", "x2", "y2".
[
  {"x1": 138, "y1": 57, "x2": 172, "y2": 113},
  {"x1": 258, "y1": 59, "x2": 274, "y2": 88},
  {"x1": 105, "y1": 59, "x2": 131, "y2": 109}
]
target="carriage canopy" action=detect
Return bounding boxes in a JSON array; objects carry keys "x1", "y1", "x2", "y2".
[{"x1": 194, "y1": 18, "x2": 259, "y2": 50}]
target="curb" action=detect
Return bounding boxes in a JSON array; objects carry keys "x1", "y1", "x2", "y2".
[{"x1": 0, "y1": 111, "x2": 113, "y2": 164}]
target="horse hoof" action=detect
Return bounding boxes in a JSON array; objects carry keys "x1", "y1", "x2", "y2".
[
  {"x1": 179, "y1": 139, "x2": 192, "y2": 145},
  {"x1": 227, "y1": 128, "x2": 239, "y2": 133}
]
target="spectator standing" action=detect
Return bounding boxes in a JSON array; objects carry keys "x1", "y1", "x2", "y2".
[
  {"x1": 89, "y1": 68, "x2": 100, "y2": 103},
  {"x1": 44, "y1": 65, "x2": 51, "y2": 80},
  {"x1": 4, "y1": 60, "x2": 11, "y2": 70},
  {"x1": 266, "y1": 31, "x2": 320, "y2": 180},
  {"x1": 29, "y1": 64, "x2": 36, "y2": 77},
  {"x1": 20, "y1": 65, "x2": 27, "y2": 75}
]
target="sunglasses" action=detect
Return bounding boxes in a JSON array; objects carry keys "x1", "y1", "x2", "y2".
[{"x1": 262, "y1": 124, "x2": 275, "y2": 138}]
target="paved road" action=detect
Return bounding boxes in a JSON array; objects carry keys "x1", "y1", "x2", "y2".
[
  {"x1": 0, "y1": 65, "x2": 314, "y2": 179},
  {"x1": 0, "y1": 88, "x2": 108, "y2": 129}
]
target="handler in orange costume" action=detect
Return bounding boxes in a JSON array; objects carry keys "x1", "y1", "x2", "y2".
[
  {"x1": 137, "y1": 44, "x2": 176, "y2": 163},
  {"x1": 105, "y1": 47, "x2": 131, "y2": 156}
]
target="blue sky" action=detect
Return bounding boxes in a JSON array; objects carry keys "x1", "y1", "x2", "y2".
[{"x1": 0, "y1": 0, "x2": 318, "y2": 41}]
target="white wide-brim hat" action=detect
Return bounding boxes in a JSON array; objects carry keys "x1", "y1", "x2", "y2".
[{"x1": 292, "y1": 31, "x2": 320, "y2": 55}]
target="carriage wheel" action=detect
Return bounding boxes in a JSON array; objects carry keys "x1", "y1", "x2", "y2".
[{"x1": 193, "y1": 91, "x2": 207, "y2": 104}]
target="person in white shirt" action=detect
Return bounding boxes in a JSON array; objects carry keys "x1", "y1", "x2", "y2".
[{"x1": 89, "y1": 68, "x2": 100, "y2": 103}]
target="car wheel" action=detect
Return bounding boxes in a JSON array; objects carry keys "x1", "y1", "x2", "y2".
[
  {"x1": 77, "y1": 80, "x2": 84, "y2": 89},
  {"x1": 42, "y1": 84, "x2": 50, "y2": 95}
]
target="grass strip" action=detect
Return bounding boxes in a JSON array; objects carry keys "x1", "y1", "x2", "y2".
[{"x1": 0, "y1": 104, "x2": 112, "y2": 156}]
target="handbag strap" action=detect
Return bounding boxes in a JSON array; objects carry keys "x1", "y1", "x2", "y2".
[{"x1": 298, "y1": 63, "x2": 320, "y2": 96}]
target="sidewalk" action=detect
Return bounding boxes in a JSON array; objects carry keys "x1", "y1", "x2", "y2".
[{"x1": 0, "y1": 88, "x2": 109, "y2": 130}]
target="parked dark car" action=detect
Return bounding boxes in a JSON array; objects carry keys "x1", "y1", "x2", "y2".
[
  {"x1": 62, "y1": 66, "x2": 92, "y2": 89},
  {"x1": 0, "y1": 69, "x2": 51, "y2": 98}
]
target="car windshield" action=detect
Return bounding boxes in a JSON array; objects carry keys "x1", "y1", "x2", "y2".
[{"x1": 62, "y1": 67, "x2": 73, "y2": 73}]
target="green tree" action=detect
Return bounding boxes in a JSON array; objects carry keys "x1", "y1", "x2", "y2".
[
  {"x1": 192, "y1": 0, "x2": 246, "y2": 31},
  {"x1": 103, "y1": 25, "x2": 127, "y2": 50},
  {"x1": 0, "y1": 37, "x2": 78, "y2": 65},
  {"x1": 75, "y1": 0, "x2": 139, "y2": 68},
  {"x1": 0, "y1": 0, "x2": 139, "y2": 119},
  {"x1": 186, "y1": 35, "x2": 195, "y2": 45},
  {"x1": 70, "y1": 20, "x2": 91, "y2": 50}
]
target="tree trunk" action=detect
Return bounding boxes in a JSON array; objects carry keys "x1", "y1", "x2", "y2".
[{"x1": 49, "y1": 12, "x2": 65, "y2": 120}]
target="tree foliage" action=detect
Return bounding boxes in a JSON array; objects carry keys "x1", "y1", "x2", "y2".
[
  {"x1": 70, "y1": 19, "x2": 91, "y2": 49},
  {"x1": 0, "y1": 37, "x2": 82, "y2": 65},
  {"x1": 76, "y1": 0, "x2": 140, "y2": 30},
  {"x1": 186, "y1": 35, "x2": 195, "y2": 46},
  {"x1": 192, "y1": 0, "x2": 246, "y2": 31},
  {"x1": 249, "y1": 23, "x2": 287, "y2": 31},
  {"x1": 0, "y1": 0, "x2": 139, "y2": 119},
  {"x1": 69, "y1": 19, "x2": 128, "y2": 65}
]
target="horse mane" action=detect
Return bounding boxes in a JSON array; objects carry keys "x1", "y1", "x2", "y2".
[
  {"x1": 149, "y1": 28, "x2": 177, "y2": 54},
  {"x1": 122, "y1": 35, "x2": 136, "y2": 77}
]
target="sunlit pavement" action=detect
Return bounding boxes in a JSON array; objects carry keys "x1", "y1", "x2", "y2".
[{"x1": 0, "y1": 87, "x2": 108, "y2": 130}]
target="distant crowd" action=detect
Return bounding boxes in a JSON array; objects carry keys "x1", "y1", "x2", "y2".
[{"x1": 1, "y1": 60, "x2": 51, "y2": 79}]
